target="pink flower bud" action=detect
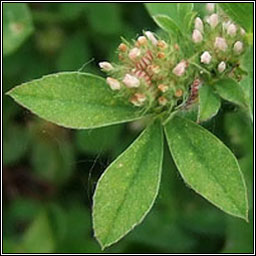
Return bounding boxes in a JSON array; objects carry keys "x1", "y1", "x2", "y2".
[
  {"x1": 130, "y1": 93, "x2": 146, "y2": 106},
  {"x1": 222, "y1": 20, "x2": 231, "y2": 30},
  {"x1": 123, "y1": 74, "x2": 140, "y2": 88},
  {"x1": 135, "y1": 93, "x2": 146, "y2": 104},
  {"x1": 158, "y1": 84, "x2": 168, "y2": 93},
  {"x1": 172, "y1": 60, "x2": 187, "y2": 77},
  {"x1": 195, "y1": 17, "x2": 204, "y2": 32},
  {"x1": 148, "y1": 65, "x2": 160, "y2": 74},
  {"x1": 99, "y1": 61, "x2": 114, "y2": 71},
  {"x1": 227, "y1": 24, "x2": 237, "y2": 37},
  {"x1": 214, "y1": 37, "x2": 228, "y2": 52},
  {"x1": 208, "y1": 14, "x2": 219, "y2": 28},
  {"x1": 218, "y1": 61, "x2": 226, "y2": 73},
  {"x1": 157, "y1": 40, "x2": 168, "y2": 49},
  {"x1": 233, "y1": 41, "x2": 243, "y2": 54},
  {"x1": 200, "y1": 51, "x2": 212, "y2": 64},
  {"x1": 240, "y1": 28, "x2": 246, "y2": 35},
  {"x1": 206, "y1": 3, "x2": 215, "y2": 13},
  {"x1": 158, "y1": 96, "x2": 168, "y2": 106},
  {"x1": 145, "y1": 31, "x2": 158, "y2": 45},
  {"x1": 106, "y1": 77, "x2": 121, "y2": 90},
  {"x1": 137, "y1": 36, "x2": 147, "y2": 46},
  {"x1": 192, "y1": 29, "x2": 203, "y2": 43},
  {"x1": 129, "y1": 47, "x2": 141, "y2": 60}
]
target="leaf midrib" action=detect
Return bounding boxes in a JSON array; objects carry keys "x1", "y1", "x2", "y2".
[
  {"x1": 11, "y1": 92, "x2": 136, "y2": 112},
  {"x1": 102, "y1": 137, "x2": 151, "y2": 246}
]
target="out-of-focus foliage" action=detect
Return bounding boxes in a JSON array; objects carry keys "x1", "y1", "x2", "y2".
[
  {"x1": 3, "y1": 3, "x2": 253, "y2": 253},
  {"x1": 3, "y1": 3, "x2": 34, "y2": 56}
]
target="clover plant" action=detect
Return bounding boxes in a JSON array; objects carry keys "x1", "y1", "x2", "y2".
[{"x1": 7, "y1": 3, "x2": 253, "y2": 249}]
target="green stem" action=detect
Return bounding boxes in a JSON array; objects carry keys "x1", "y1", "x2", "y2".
[{"x1": 189, "y1": 61, "x2": 211, "y2": 76}]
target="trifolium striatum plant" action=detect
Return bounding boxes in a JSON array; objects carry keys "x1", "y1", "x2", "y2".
[{"x1": 7, "y1": 3, "x2": 253, "y2": 249}]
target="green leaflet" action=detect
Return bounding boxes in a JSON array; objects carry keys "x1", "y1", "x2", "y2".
[
  {"x1": 22, "y1": 211, "x2": 55, "y2": 253},
  {"x1": 153, "y1": 15, "x2": 181, "y2": 35},
  {"x1": 3, "y1": 3, "x2": 34, "y2": 56},
  {"x1": 240, "y1": 46, "x2": 253, "y2": 121},
  {"x1": 145, "y1": 3, "x2": 194, "y2": 34},
  {"x1": 214, "y1": 78, "x2": 247, "y2": 108},
  {"x1": 93, "y1": 121, "x2": 163, "y2": 249},
  {"x1": 7, "y1": 72, "x2": 147, "y2": 129},
  {"x1": 199, "y1": 85, "x2": 221, "y2": 122},
  {"x1": 164, "y1": 116, "x2": 248, "y2": 220},
  {"x1": 219, "y1": 3, "x2": 253, "y2": 33}
]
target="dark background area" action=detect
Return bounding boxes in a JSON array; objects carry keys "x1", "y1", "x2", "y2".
[{"x1": 3, "y1": 3, "x2": 253, "y2": 253}]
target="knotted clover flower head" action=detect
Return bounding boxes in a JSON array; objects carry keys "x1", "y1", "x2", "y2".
[{"x1": 99, "y1": 9, "x2": 247, "y2": 117}]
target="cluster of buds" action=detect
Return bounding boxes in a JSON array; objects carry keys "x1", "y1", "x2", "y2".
[
  {"x1": 191, "y1": 4, "x2": 246, "y2": 78},
  {"x1": 98, "y1": 3, "x2": 247, "y2": 114},
  {"x1": 99, "y1": 31, "x2": 190, "y2": 110}
]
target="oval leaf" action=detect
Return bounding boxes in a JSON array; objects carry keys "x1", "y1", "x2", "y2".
[
  {"x1": 145, "y1": 3, "x2": 194, "y2": 33},
  {"x1": 199, "y1": 85, "x2": 221, "y2": 122},
  {"x1": 214, "y1": 78, "x2": 247, "y2": 108},
  {"x1": 93, "y1": 121, "x2": 163, "y2": 249},
  {"x1": 164, "y1": 116, "x2": 248, "y2": 220},
  {"x1": 153, "y1": 15, "x2": 180, "y2": 35},
  {"x1": 7, "y1": 72, "x2": 147, "y2": 129},
  {"x1": 219, "y1": 3, "x2": 253, "y2": 33},
  {"x1": 3, "y1": 3, "x2": 34, "y2": 56}
]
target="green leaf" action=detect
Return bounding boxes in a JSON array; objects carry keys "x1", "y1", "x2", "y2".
[
  {"x1": 22, "y1": 211, "x2": 55, "y2": 253},
  {"x1": 7, "y1": 72, "x2": 147, "y2": 129},
  {"x1": 3, "y1": 124, "x2": 29, "y2": 165},
  {"x1": 199, "y1": 85, "x2": 221, "y2": 122},
  {"x1": 3, "y1": 3, "x2": 34, "y2": 56},
  {"x1": 164, "y1": 116, "x2": 248, "y2": 220},
  {"x1": 214, "y1": 78, "x2": 247, "y2": 108},
  {"x1": 145, "y1": 3, "x2": 194, "y2": 33},
  {"x1": 153, "y1": 15, "x2": 180, "y2": 35},
  {"x1": 219, "y1": 3, "x2": 253, "y2": 33},
  {"x1": 93, "y1": 121, "x2": 163, "y2": 249},
  {"x1": 240, "y1": 46, "x2": 253, "y2": 121}
]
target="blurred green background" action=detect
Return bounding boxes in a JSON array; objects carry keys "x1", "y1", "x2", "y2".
[{"x1": 3, "y1": 3, "x2": 253, "y2": 253}]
